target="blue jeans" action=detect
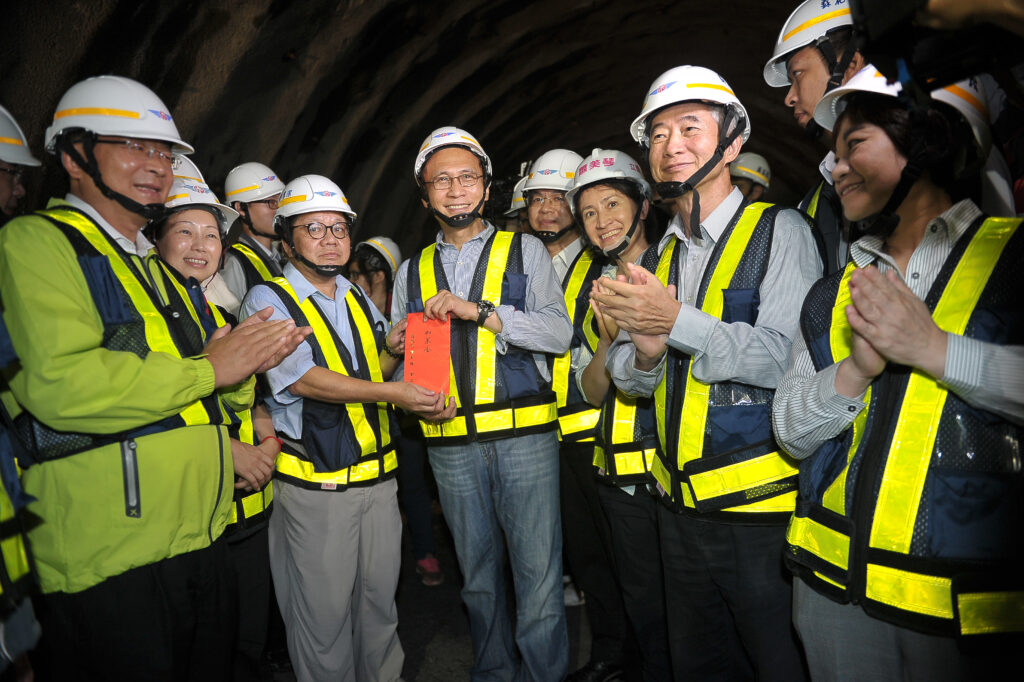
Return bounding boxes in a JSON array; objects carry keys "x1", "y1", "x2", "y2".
[{"x1": 428, "y1": 430, "x2": 567, "y2": 682}]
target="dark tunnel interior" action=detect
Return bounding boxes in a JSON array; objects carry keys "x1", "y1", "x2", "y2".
[{"x1": 2, "y1": 0, "x2": 824, "y2": 257}]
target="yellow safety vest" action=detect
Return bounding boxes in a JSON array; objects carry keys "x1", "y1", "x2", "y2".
[
  {"x1": 155, "y1": 268, "x2": 274, "y2": 533},
  {"x1": 14, "y1": 208, "x2": 229, "y2": 463},
  {"x1": 786, "y1": 216, "x2": 1024, "y2": 637},
  {"x1": 230, "y1": 241, "x2": 276, "y2": 283},
  {"x1": 553, "y1": 247, "x2": 602, "y2": 444},
  {"x1": 264, "y1": 277, "x2": 397, "y2": 490},
  {"x1": 651, "y1": 203, "x2": 798, "y2": 519},
  {"x1": 411, "y1": 231, "x2": 558, "y2": 444}
]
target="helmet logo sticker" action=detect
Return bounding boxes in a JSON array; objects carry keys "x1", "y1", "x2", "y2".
[
  {"x1": 261, "y1": 175, "x2": 277, "y2": 182},
  {"x1": 313, "y1": 190, "x2": 337, "y2": 197},
  {"x1": 536, "y1": 169, "x2": 556, "y2": 175},
  {"x1": 433, "y1": 132, "x2": 456, "y2": 139},
  {"x1": 183, "y1": 183, "x2": 209, "y2": 194},
  {"x1": 148, "y1": 109, "x2": 172, "y2": 121},
  {"x1": 649, "y1": 81, "x2": 677, "y2": 96}
]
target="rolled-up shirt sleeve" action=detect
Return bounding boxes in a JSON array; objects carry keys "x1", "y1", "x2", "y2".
[
  {"x1": 494, "y1": 235, "x2": 572, "y2": 356},
  {"x1": 669, "y1": 208, "x2": 822, "y2": 388},
  {"x1": 240, "y1": 284, "x2": 312, "y2": 405}
]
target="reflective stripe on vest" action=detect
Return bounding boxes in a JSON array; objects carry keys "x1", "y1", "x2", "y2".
[
  {"x1": 788, "y1": 217, "x2": 1024, "y2": 635},
  {"x1": 806, "y1": 182, "x2": 823, "y2": 219},
  {"x1": 202, "y1": 302, "x2": 273, "y2": 528},
  {"x1": 553, "y1": 247, "x2": 601, "y2": 443},
  {"x1": 230, "y1": 242, "x2": 275, "y2": 282},
  {"x1": 267, "y1": 277, "x2": 395, "y2": 487},
  {"x1": 415, "y1": 233, "x2": 558, "y2": 443},
  {"x1": 0, "y1": 481, "x2": 33, "y2": 605},
  {"x1": 593, "y1": 391, "x2": 660, "y2": 485},
  {"x1": 652, "y1": 204, "x2": 798, "y2": 514},
  {"x1": 39, "y1": 208, "x2": 219, "y2": 429}
]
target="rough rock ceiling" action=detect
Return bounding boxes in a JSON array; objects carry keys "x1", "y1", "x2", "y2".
[{"x1": 3, "y1": 0, "x2": 823, "y2": 254}]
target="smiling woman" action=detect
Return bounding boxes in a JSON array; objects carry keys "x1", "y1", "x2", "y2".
[{"x1": 155, "y1": 208, "x2": 223, "y2": 281}]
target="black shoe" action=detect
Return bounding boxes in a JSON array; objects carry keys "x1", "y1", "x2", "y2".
[{"x1": 565, "y1": 660, "x2": 624, "y2": 682}]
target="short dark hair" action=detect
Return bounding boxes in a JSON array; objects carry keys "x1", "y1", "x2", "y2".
[
  {"x1": 834, "y1": 92, "x2": 975, "y2": 201},
  {"x1": 825, "y1": 27, "x2": 855, "y2": 63},
  {"x1": 350, "y1": 242, "x2": 394, "y2": 292}
]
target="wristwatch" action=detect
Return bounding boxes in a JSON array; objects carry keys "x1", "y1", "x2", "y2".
[{"x1": 476, "y1": 299, "x2": 495, "y2": 326}]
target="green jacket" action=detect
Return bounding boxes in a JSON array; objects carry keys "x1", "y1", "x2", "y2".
[{"x1": 0, "y1": 198, "x2": 251, "y2": 593}]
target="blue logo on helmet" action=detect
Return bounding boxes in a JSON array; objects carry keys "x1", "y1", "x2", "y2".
[
  {"x1": 649, "y1": 81, "x2": 677, "y2": 96},
  {"x1": 148, "y1": 109, "x2": 172, "y2": 121},
  {"x1": 313, "y1": 190, "x2": 337, "y2": 197}
]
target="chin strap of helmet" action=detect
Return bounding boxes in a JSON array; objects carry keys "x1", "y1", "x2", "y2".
[
  {"x1": 855, "y1": 103, "x2": 929, "y2": 240},
  {"x1": 57, "y1": 133, "x2": 167, "y2": 223},
  {"x1": 431, "y1": 190, "x2": 487, "y2": 229},
  {"x1": 531, "y1": 224, "x2": 576, "y2": 244},
  {"x1": 804, "y1": 35, "x2": 859, "y2": 141},
  {"x1": 276, "y1": 216, "x2": 345, "y2": 277},
  {"x1": 601, "y1": 204, "x2": 644, "y2": 260},
  {"x1": 237, "y1": 203, "x2": 279, "y2": 240},
  {"x1": 654, "y1": 108, "x2": 743, "y2": 236}
]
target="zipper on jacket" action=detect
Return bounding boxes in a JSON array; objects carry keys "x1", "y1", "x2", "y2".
[
  {"x1": 121, "y1": 439, "x2": 141, "y2": 518},
  {"x1": 209, "y1": 426, "x2": 226, "y2": 543}
]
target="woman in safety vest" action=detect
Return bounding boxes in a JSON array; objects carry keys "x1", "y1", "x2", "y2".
[{"x1": 773, "y1": 65, "x2": 1024, "y2": 680}]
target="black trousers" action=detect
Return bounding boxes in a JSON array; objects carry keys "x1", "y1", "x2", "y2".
[
  {"x1": 657, "y1": 506, "x2": 808, "y2": 682},
  {"x1": 32, "y1": 538, "x2": 237, "y2": 682},
  {"x1": 559, "y1": 442, "x2": 629, "y2": 665},
  {"x1": 596, "y1": 484, "x2": 671, "y2": 682},
  {"x1": 227, "y1": 525, "x2": 271, "y2": 680}
]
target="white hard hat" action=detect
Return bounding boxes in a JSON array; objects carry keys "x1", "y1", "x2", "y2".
[
  {"x1": 630, "y1": 66, "x2": 751, "y2": 146},
  {"x1": 813, "y1": 65, "x2": 900, "y2": 132},
  {"x1": 504, "y1": 175, "x2": 528, "y2": 216},
  {"x1": 763, "y1": 1, "x2": 854, "y2": 88},
  {"x1": 357, "y1": 236, "x2": 402, "y2": 277},
  {"x1": 0, "y1": 105, "x2": 40, "y2": 167},
  {"x1": 44, "y1": 75, "x2": 192, "y2": 154},
  {"x1": 818, "y1": 66, "x2": 997, "y2": 161},
  {"x1": 414, "y1": 126, "x2": 492, "y2": 182},
  {"x1": 225, "y1": 161, "x2": 285, "y2": 204},
  {"x1": 931, "y1": 78, "x2": 992, "y2": 158},
  {"x1": 566, "y1": 148, "x2": 651, "y2": 217},
  {"x1": 523, "y1": 149, "x2": 583, "y2": 194},
  {"x1": 275, "y1": 174, "x2": 356, "y2": 227},
  {"x1": 731, "y1": 152, "x2": 771, "y2": 189},
  {"x1": 165, "y1": 175, "x2": 239, "y2": 235},
  {"x1": 173, "y1": 154, "x2": 205, "y2": 183}
]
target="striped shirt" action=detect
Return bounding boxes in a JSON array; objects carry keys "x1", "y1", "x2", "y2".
[
  {"x1": 772, "y1": 199, "x2": 1024, "y2": 461},
  {"x1": 607, "y1": 187, "x2": 823, "y2": 396}
]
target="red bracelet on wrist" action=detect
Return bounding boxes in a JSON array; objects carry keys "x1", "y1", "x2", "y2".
[{"x1": 261, "y1": 436, "x2": 284, "y2": 450}]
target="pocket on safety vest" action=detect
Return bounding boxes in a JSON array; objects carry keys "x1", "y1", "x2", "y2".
[
  {"x1": 926, "y1": 469, "x2": 1024, "y2": 560},
  {"x1": 721, "y1": 287, "x2": 760, "y2": 326},
  {"x1": 301, "y1": 399, "x2": 358, "y2": 471},
  {"x1": 502, "y1": 272, "x2": 528, "y2": 311}
]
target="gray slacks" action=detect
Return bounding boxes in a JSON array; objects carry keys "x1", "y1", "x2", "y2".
[{"x1": 270, "y1": 477, "x2": 404, "y2": 682}]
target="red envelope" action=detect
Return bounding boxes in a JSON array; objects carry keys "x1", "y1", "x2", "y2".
[{"x1": 404, "y1": 315, "x2": 451, "y2": 395}]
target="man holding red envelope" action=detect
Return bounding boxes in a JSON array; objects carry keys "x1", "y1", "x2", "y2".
[{"x1": 391, "y1": 126, "x2": 573, "y2": 682}]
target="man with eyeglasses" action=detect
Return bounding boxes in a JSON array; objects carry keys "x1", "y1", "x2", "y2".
[
  {"x1": 0, "y1": 105, "x2": 40, "y2": 226},
  {"x1": 392, "y1": 126, "x2": 572, "y2": 681},
  {"x1": 0, "y1": 75, "x2": 310, "y2": 678},
  {"x1": 221, "y1": 162, "x2": 288, "y2": 307},
  {"x1": 241, "y1": 174, "x2": 450, "y2": 680}
]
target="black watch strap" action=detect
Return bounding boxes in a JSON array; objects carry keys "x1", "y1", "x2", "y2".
[{"x1": 476, "y1": 300, "x2": 495, "y2": 326}]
